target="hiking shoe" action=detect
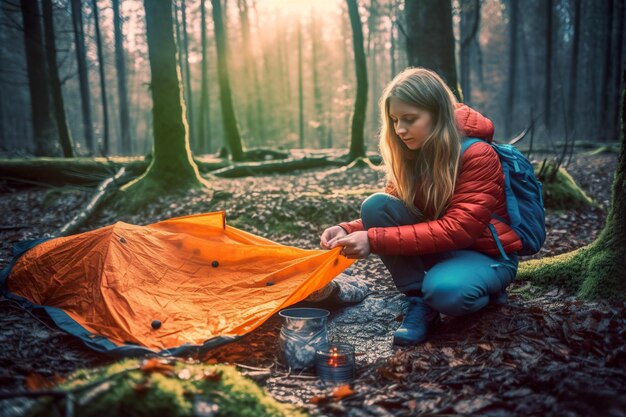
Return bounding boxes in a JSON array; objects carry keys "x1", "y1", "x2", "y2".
[
  {"x1": 305, "y1": 281, "x2": 339, "y2": 303},
  {"x1": 332, "y1": 271, "x2": 369, "y2": 304},
  {"x1": 304, "y1": 271, "x2": 369, "y2": 306},
  {"x1": 393, "y1": 297, "x2": 440, "y2": 346}
]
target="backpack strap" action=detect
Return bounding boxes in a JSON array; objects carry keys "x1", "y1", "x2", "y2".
[
  {"x1": 460, "y1": 137, "x2": 483, "y2": 154},
  {"x1": 460, "y1": 137, "x2": 511, "y2": 262}
]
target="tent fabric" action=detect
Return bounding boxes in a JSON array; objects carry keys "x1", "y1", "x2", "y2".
[{"x1": 1, "y1": 211, "x2": 354, "y2": 356}]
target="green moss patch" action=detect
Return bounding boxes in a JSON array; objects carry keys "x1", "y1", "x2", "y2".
[
  {"x1": 537, "y1": 164, "x2": 595, "y2": 209},
  {"x1": 518, "y1": 239, "x2": 626, "y2": 301},
  {"x1": 27, "y1": 359, "x2": 307, "y2": 417}
]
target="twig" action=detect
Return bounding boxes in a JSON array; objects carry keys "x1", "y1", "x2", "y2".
[
  {"x1": 56, "y1": 167, "x2": 126, "y2": 237},
  {"x1": 234, "y1": 363, "x2": 272, "y2": 372}
]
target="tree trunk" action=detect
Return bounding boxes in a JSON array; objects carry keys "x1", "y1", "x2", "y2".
[
  {"x1": 460, "y1": 0, "x2": 479, "y2": 105},
  {"x1": 92, "y1": 0, "x2": 110, "y2": 155},
  {"x1": 311, "y1": 11, "x2": 325, "y2": 149},
  {"x1": 505, "y1": 0, "x2": 518, "y2": 138},
  {"x1": 199, "y1": 0, "x2": 211, "y2": 154},
  {"x1": 568, "y1": 0, "x2": 582, "y2": 135},
  {"x1": 544, "y1": 0, "x2": 553, "y2": 136},
  {"x1": 19, "y1": 0, "x2": 57, "y2": 156},
  {"x1": 246, "y1": 0, "x2": 264, "y2": 145},
  {"x1": 70, "y1": 0, "x2": 94, "y2": 155},
  {"x1": 298, "y1": 18, "x2": 304, "y2": 149},
  {"x1": 347, "y1": 0, "x2": 368, "y2": 161},
  {"x1": 404, "y1": 0, "x2": 459, "y2": 100},
  {"x1": 519, "y1": 70, "x2": 626, "y2": 300},
  {"x1": 390, "y1": 18, "x2": 396, "y2": 79},
  {"x1": 236, "y1": 0, "x2": 253, "y2": 145},
  {"x1": 112, "y1": 0, "x2": 132, "y2": 154},
  {"x1": 367, "y1": 0, "x2": 378, "y2": 140},
  {"x1": 41, "y1": 0, "x2": 74, "y2": 157},
  {"x1": 211, "y1": 0, "x2": 245, "y2": 161},
  {"x1": 610, "y1": 0, "x2": 625, "y2": 142},
  {"x1": 122, "y1": 0, "x2": 207, "y2": 203},
  {"x1": 180, "y1": 0, "x2": 195, "y2": 150}
]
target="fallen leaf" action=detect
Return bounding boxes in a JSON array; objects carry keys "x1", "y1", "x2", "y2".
[
  {"x1": 202, "y1": 369, "x2": 222, "y2": 382},
  {"x1": 141, "y1": 358, "x2": 175, "y2": 375},
  {"x1": 332, "y1": 384, "x2": 356, "y2": 400},
  {"x1": 309, "y1": 395, "x2": 328, "y2": 405},
  {"x1": 25, "y1": 373, "x2": 56, "y2": 391}
]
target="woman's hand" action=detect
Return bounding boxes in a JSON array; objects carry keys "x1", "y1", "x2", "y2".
[
  {"x1": 320, "y1": 225, "x2": 348, "y2": 249},
  {"x1": 331, "y1": 231, "x2": 371, "y2": 259}
]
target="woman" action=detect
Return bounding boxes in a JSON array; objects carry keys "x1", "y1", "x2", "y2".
[{"x1": 320, "y1": 68, "x2": 521, "y2": 346}]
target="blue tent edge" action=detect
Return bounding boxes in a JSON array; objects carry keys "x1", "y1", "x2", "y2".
[{"x1": 1, "y1": 238, "x2": 242, "y2": 358}]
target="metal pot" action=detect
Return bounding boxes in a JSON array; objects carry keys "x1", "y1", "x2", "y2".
[{"x1": 279, "y1": 308, "x2": 330, "y2": 370}]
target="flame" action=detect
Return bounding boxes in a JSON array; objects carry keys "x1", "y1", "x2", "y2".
[{"x1": 326, "y1": 347, "x2": 345, "y2": 368}]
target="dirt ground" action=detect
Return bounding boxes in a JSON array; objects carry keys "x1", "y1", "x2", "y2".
[{"x1": 0, "y1": 151, "x2": 624, "y2": 417}]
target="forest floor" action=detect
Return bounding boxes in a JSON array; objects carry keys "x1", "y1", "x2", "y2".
[{"x1": 0, "y1": 151, "x2": 624, "y2": 417}]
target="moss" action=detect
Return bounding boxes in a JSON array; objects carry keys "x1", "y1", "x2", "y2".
[
  {"x1": 27, "y1": 359, "x2": 307, "y2": 417},
  {"x1": 116, "y1": 166, "x2": 211, "y2": 213},
  {"x1": 588, "y1": 144, "x2": 620, "y2": 155},
  {"x1": 518, "y1": 247, "x2": 587, "y2": 293},
  {"x1": 518, "y1": 240, "x2": 626, "y2": 300},
  {"x1": 538, "y1": 165, "x2": 595, "y2": 209}
]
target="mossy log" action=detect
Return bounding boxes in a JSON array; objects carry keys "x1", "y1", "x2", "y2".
[
  {"x1": 211, "y1": 157, "x2": 345, "y2": 178},
  {"x1": 0, "y1": 158, "x2": 146, "y2": 187},
  {"x1": 24, "y1": 358, "x2": 307, "y2": 417},
  {"x1": 538, "y1": 164, "x2": 595, "y2": 209},
  {"x1": 0, "y1": 158, "x2": 229, "y2": 187}
]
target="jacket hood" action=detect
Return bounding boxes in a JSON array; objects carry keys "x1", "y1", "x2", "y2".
[{"x1": 455, "y1": 103, "x2": 494, "y2": 142}]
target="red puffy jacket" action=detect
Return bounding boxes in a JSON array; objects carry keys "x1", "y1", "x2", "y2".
[{"x1": 339, "y1": 104, "x2": 523, "y2": 257}]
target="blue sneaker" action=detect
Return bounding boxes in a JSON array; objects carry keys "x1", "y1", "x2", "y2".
[{"x1": 393, "y1": 297, "x2": 440, "y2": 346}]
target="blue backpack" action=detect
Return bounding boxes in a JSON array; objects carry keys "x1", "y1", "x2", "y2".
[{"x1": 461, "y1": 138, "x2": 546, "y2": 259}]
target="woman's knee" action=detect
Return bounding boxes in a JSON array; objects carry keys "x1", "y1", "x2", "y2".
[
  {"x1": 361, "y1": 193, "x2": 418, "y2": 228},
  {"x1": 422, "y1": 276, "x2": 487, "y2": 317}
]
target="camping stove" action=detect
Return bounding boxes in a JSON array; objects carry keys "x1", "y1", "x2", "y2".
[{"x1": 315, "y1": 343, "x2": 355, "y2": 383}]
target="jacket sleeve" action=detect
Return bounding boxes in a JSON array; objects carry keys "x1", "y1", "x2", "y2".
[{"x1": 367, "y1": 142, "x2": 505, "y2": 255}]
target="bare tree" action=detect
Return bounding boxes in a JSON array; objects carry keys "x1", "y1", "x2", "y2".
[
  {"x1": 211, "y1": 0, "x2": 244, "y2": 161},
  {"x1": 405, "y1": 0, "x2": 459, "y2": 99},
  {"x1": 460, "y1": 0, "x2": 480, "y2": 105},
  {"x1": 568, "y1": 0, "x2": 582, "y2": 133},
  {"x1": 198, "y1": 0, "x2": 211, "y2": 154},
  {"x1": 298, "y1": 17, "x2": 304, "y2": 149},
  {"x1": 544, "y1": 0, "x2": 554, "y2": 136},
  {"x1": 19, "y1": 0, "x2": 57, "y2": 156},
  {"x1": 70, "y1": 0, "x2": 94, "y2": 154},
  {"x1": 92, "y1": 0, "x2": 110, "y2": 155},
  {"x1": 347, "y1": 0, "x2": 368, "y2": 160},
  {"x1": 311, "y1": 10, "x2": 326, "y2": 148},
  {"x1": 180, "y1": 0, "x2": 195, "y2": 149},
  {"x1": 41, "y1": 0, "x2": 73, "y2": 157},
  {"x1": 122, "y1": 0, "x2": 207, "y2": 202},
  {"x1": 112, "y1": 0, "x2": 131, "y2": 154},
  {"x1": 505, "y1": 0, "x2": 518, "y2": 137},
  {"x1": 238, "y1": 0, "x2": 264, "y2": 146}
]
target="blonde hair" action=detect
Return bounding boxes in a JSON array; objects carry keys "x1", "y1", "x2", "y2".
[{"x1": 379, "y1": 68, "x2": 461, "y2": 219}]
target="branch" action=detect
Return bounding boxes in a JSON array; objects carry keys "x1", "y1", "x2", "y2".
[{"x1": 57, "y1": 168, "x2": 127, "y2": 237}]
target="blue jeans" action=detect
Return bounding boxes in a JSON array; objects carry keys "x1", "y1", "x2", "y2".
[{"x1": 361, "y1": 193, "x2": 518, "y2": 317}]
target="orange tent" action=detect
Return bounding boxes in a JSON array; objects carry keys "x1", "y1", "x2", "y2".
[{"x1": 2, "y1": 211, "x2": 354, "y2": 356}]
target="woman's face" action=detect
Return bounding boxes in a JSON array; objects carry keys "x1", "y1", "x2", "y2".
[{"x1": 388, "y1": 97, "x2": 434, "y2": 151}]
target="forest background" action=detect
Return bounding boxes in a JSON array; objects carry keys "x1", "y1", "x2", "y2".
[{"x1": 1, "y1": 0, "x2": 624, "y2": 158}]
